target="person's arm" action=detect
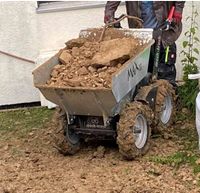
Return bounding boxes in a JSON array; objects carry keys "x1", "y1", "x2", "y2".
[
  {"x1": 173, "y1": 1, "x2": 185, "y2": 23},
  {"x1": 104, "y1": 1, "x2": 121, "y2": 23}
]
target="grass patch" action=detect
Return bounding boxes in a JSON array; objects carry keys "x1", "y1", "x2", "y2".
[
  {"x1": 149, "y1": 109, "x2": 200, "y2": 174},
  {"x1": 174, "y1": 121, "x2": 198, "y2": 151},
  {"x1": 149, "y1": 151, "x2": 200, "y2": 175},
  {"x1": 175, "y1": 111, "x2": 192, "y2": 122},
  {"x1": 0, "y1": 107, "x2": 54, "y2": 139},
  {"x1": 149, "y1": 152, "x2": 200, "y2": 173}
]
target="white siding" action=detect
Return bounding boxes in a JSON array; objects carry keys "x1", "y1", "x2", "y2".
[
  {"x1": 0, "y1": 2, "x2": 39, "y2": 105},
  {"x1": 0, "y1": 1, "x2": 200, "y2": 105}
]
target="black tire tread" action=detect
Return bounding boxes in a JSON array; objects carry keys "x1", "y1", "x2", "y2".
[
  {"x1": 153, "y1": 79, "x2": 176, "y2": 133},
  {"x1": 53, "y1": 108, "x2": 80, "y2": 155},
  {"x1": 117, "y1": 102, "x2": 153, "y2": 160}
]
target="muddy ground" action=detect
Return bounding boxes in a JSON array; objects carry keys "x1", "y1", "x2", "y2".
[{"x1": 0, "y1": 107, "x2": 200, "y2": 193}]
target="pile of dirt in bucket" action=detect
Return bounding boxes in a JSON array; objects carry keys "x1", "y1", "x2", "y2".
[{"x1": 46, "y1": 28, "x2": 147, "y2": 88}]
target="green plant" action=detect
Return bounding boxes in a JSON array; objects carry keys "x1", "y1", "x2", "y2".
[
  {"x1": 178, "y1": 2, "x2": 199, "y2": 114},
  {"x1": 149, "y1": 151, "x2": 200, "y2": 174},
  {"x1": 0, "y1": 107, "x2": 54, "y2": 139}
]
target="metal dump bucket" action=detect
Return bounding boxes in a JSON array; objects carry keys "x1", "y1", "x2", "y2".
[{"x1": 33, "y1": 28, "x2": 154, "y2": 121}]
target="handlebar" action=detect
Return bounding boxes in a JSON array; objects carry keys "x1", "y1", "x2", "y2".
[{"x1": 99, "y1": 14, "x2": 143, "y2": 42}]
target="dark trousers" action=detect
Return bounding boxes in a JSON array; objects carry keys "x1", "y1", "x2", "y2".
[{"x1": 148, "y1": 42, "x2": 177, "y2": 85}]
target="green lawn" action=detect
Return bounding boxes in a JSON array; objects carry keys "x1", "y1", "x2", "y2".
[{"x1": 0, "y1": 107, "x2": 54, "y2": 139}]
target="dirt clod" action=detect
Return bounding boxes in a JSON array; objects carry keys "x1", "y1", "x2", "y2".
[
  {"x1": 77, "y1": 66, "x2": 88, "y2": 75},
  {"x1": 88, "y1": 66, "x2": 96, "y2": 73},
  {"x1": 93, "y1": 146, "x2": 106, "y2": 158},
  {"x1": 46, "y1": 28, "x2": 146, "y2": 88},
  {"x1": 65, "y1": 38, "x2": 86, "y2": 49},
  {"x1": 195, "y1": 159, "x2": 200, "y2": 165},
  {"x1": 59, "y1": 50, "x2": 72, "y2": 65},
  {"x1": 91, "y1": 38, "x2": 135, "y2": 66}
]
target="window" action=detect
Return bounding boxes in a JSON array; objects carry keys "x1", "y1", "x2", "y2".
[{"x1": 36, "y1": 1, "x2": 107, "y2": 14}]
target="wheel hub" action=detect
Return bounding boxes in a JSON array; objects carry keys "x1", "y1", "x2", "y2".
[
  {"x1": 133, "y1": 114, "x2": 148, "y2": 149},
  {"x1": 160, "y1": 95, "x2": 172, "y2": 124}
]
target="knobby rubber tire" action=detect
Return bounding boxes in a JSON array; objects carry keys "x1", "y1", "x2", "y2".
[
  {"x1": 117, "y1": 101, "x2": 153, "y2": 160},
  {"x1": 53, "y1": 108, "x2": 80, "y2": 155},
  {"x1": 153, "y1": 79, "x2": 176, "y2": 134}
]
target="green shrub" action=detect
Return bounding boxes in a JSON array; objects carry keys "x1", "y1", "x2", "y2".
[{"x1": 178, "y1": 2, "x2": 199, "y2": 114}]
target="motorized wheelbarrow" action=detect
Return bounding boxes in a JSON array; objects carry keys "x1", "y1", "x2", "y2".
[{"x1": 33, "y1": 27, "x2": 175, "y2": 160}]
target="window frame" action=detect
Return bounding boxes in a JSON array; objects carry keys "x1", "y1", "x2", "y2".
[{"x1": 36, "y1": 1, "x2": 107, "y2": 14}]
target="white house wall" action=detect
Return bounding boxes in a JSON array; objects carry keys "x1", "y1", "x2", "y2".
[
  {"x1": 37, "y1": 2, "x2": 126, "y2": 51},
  {"x1": 0, "y1": 1, "x2": 200, "y2": 105},
  {"x1": 0, "y1": 1, "x2": 39, "y2": 106}
]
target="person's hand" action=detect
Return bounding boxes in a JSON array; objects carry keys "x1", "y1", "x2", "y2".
[
  {"x1": 153, "y1": 29, "x2": 162, "y2": 40},
  {"x1": 104, "y1": 14, "x2": 114, "y2": 24},
  {"x1": 173, "y1": 11, "x2": 182, "y2": 24}
]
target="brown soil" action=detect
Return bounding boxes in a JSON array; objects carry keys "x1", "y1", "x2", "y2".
[
  {"x1": 47, "y1": 29, "x2": 146, "y2": 88},
  {"x1": 1, "y1": 112, "x2": 200, "y2": 193}
]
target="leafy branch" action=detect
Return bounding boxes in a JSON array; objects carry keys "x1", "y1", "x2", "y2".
[{"x1": 178, "y1": 1, "x2": 199, "y2": 114}]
